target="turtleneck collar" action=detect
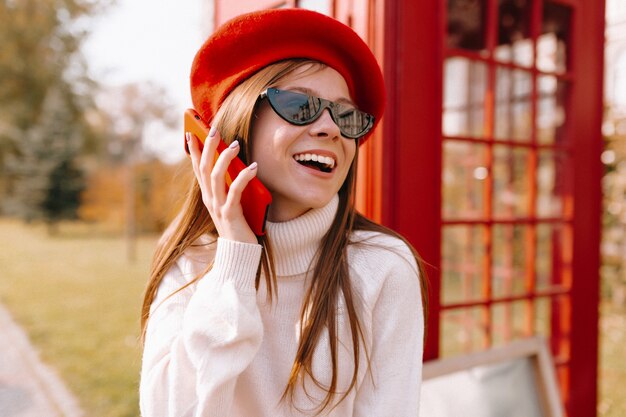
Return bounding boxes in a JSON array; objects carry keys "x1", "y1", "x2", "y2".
[{"x1": 265, "y1": 194, "x2": 339, "y2": 277}]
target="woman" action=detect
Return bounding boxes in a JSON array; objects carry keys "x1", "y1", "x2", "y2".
[{"x1": 140, "y1": 8, "x2": 427, "y2": 417}]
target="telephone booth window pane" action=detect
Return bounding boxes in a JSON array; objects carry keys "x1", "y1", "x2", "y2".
[
  {"x1": 494, "y1": 0, "x2": 533, "y2": 67},
  {"x1": 492, "y1": 301, "x2": 529, "y2": 346},
  {"x1": 538, "y1": 2, "x2": 571, "y2": 73},
  {"x1": 536, "y1": 295, "x2": 572, "y2": 359},
  {"x1": 441, "y1": 307, "x2": 487, "y2": 357},
  {"x1": 443, "y1": 141, "x2": 488, "y2": 219},
  {"x1": 443, "y1": 58, "x2": 488, "y2": 138},
  {"x1": 447, "y1": 0, "x2": 487, "y2": 51},
  {"x1": 535, "y1": 297, "x2": 551, "y2": 338},
  {"x1": 537, "y1": 151, "x2": 572, "y2": 218},
  {"x1": 536, "y1": 223, "x2": 573, "y2": 291},
  {"x1": 537, "y1": 76, "x2": 569, "y2": 145},
  {"x1": 492, "y1": 224, "x2": 528, "y2": 298},
  {"x1": 297, "y1": 0, "x2": 331, "y2": 15},
  {"x1": 495, "y1": 68, "x2": 533, "y2": 141},
  {"x1": 492, "y1": 146, "x2": 532, "y2": 218},
  {"x1": 442, "y1": 225, "x2": 487, "y2": 304}
]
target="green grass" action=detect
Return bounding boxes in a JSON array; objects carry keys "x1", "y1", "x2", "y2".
[
  {"x1": 0, "y1": 218, "x2": 624, "y2": 416},
  {"x1": 0, "y1": 219, "x2": 157, "y2": 417}
]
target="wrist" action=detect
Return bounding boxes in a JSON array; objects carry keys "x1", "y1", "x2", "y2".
[{"x1": 212, "y1": 237, "x2": 262, "y2": 290}]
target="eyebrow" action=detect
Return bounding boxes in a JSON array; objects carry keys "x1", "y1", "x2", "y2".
[{"x1": 286, "y1": 86, "x2": 356, "y2": 107}]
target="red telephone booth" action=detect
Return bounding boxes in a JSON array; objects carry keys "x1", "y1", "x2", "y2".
[{"x1": 211, "y1": 1, "x2": 605, "y2": 415}]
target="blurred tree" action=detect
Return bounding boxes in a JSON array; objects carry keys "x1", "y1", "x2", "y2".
[
  {"x1": 0, "y1": 0, "x2": 110, "y2": 217},
  {"x1": 3, "y1": 86, "x2": 85, "y2": 229},
  {"x1": 79, "y1": 158, "x2": 188, "y2": 233},
  {"x1": 90, "y1": 82, "x2": 177, "y2": 260},
  {"x1": 94, "y1": 82, "x2": 177, "y2": 164},
  {"x1": 43, "y1": 156, "x2": 85, "y2": 232},
  {"x1": 601, "y1": 117, "x2": 626, "y2": 307}
]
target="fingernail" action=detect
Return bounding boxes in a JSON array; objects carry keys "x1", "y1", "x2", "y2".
[
  {"x1": 209, "y1": 126, "x2": 217, "y2": 137},
  {"x1": 249, "y1": 162, "x2": 258, "y2": 170},
  {"x1": 229, "y1": 140, "x2": 239, "y2": 149},
  {"x1": 185, "y1": 132, "x2": 191, "y2": 142}
]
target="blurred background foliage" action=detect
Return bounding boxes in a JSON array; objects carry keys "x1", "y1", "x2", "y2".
[
  {"x1": 0, "y1": 1, "x2": 187, "y2": 415},
  {"x1": 0, "y1": 0, "x2": 182, "y2": 235},
  {"x1": 601, "y1": 114, "x2": 626, "y2": 307}
]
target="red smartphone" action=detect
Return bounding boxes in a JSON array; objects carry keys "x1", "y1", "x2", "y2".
[{"x1": 184, "y1": 109, "x2": 272, "y2": 236}]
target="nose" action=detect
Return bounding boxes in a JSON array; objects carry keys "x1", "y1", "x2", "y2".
[{"x1": 308, "y1": 108, "x2": 341, "y2": 141}]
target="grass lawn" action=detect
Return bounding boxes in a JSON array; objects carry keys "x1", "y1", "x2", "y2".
[
  {"x1": 0, "y1": 219, "x2": 157, "y2": 417},
  {"x1": 0, "y1": 218, "x2": 625, "y2": 416}
]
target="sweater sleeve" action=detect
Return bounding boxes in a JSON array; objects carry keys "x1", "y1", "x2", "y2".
[
  {"x1": 353, "y1": 245, "x2": 425, "y2": 417},
  {"x1": 140, "y1": 238, "x2": 263, "y2": 417}
]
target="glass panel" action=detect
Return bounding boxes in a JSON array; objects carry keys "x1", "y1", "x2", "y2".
[
  {"x1": 441, "y1": 307, "x2": 487, "y2": 357},
  {"x1": 443, "y1": 58, "x2": 488, "y2": 138},
  {"x1": 442, "y1": 141, "x2": 488, "y2": 219},
  {"x1": 297, "y1": 0, "x2": 331, "y2": 15},
  {"x1": 494, "y1": 0, "x2": 533, "y2": 67},
  {"x1": 537, "y1": 76, "x2": 569, "y2": 145},
  {"x1": 536, "y1": 296, "x2": 571, "y2": 360},
  {"x1": 538, "y1": 2, "x2": 572, "y2": 73},
  {"x1": 492, "y1": 301, "x2": 530, "y2": 346},
  {"x1": 442, "y1": 225, "x2": 488, "y2": 305},
  {"x1": 447, "y1": 0, "x2": 488, "y2": 52},
  {"x1": 537, "y1": 151, "x2": 572, "y2": 218},
  {"x1": 492, "y1": 145, "x2": 532, "y2": 218},
  {"x1": 494, "y1": 68, "x2": 533, "y2": 141},
  {"x1": 492, "y1": 224, "x2": 529, "y2": 298},
  {"x1": 535, "y1": 297, "x2": 551, "y2": 338},
  {"x1": 536, "y1": 223, "x2": 573, "y2": 291}
]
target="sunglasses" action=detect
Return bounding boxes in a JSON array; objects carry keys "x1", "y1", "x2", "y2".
[{"x1": 258, "y1": 88, "x2": 374, "y2": 139}]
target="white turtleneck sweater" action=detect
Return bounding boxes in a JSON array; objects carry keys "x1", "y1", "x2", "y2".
[{"x1": 140, "y1": 195, "x2": 424, "y2": 417}]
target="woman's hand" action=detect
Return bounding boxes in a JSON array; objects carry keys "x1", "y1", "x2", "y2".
[{"x1": 186, "y1": 127, "x2": 259, "y2": 244}]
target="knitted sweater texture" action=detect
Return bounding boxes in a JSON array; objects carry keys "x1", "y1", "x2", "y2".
[{"x1": 140, "y1": 195, "x2": 424, "y2": 416}]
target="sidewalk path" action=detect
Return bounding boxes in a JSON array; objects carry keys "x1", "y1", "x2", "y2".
[{"x1": 0, "y1": 303, "x2": 84, "y2": 417}]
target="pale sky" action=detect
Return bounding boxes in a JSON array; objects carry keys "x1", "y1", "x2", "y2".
[{"x1": 83, "y1": 0, "x2": 212, "y2": 162}]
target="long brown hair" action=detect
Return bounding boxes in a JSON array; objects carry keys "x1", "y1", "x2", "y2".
[{"x1": 141, "y1": 59, "x2": 429, "y2": 414}]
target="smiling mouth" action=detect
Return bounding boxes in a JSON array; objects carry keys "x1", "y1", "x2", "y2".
[{"x1": 293, "y1": 153, "x2": 336, "y2": 173}]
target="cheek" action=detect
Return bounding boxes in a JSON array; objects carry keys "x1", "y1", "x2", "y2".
[
  {"x1": 251, "y1": 152, "x2": 276, "y2": 188},
  {"x1": 250, "y1": 107, "x2": 295, "y2": 163},
  {"x1": 344, "y1": 142, "x2": 357, "y2": 169},
  {"x1": 338, "y1": 144, "x2": 357, "y2": 185},
  {"x1": 250, "y1": 103, "x2": 276, "y2": 150},
  {"x1": 250, "y1": 128, "x2": 285, "y2": 164}
]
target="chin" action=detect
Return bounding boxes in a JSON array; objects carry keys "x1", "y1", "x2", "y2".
[{"x1": 301, "y1": 193, "x2": 336, "y2": 209}]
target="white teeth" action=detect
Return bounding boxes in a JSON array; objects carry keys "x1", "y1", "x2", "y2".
[{"x1": 294, "y1": 153, "x2": 336, "y2": 169}]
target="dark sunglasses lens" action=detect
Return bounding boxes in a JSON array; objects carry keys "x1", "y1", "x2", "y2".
[
  {"x1": 267, "y1": 88, "x2": 373, "y2": 139},
  {"x1": 269, "y1": 89, "x2": 320, "y2": 123},
  {"x1": 333, "y1": 104, "x2": 373, "y2": 138}
]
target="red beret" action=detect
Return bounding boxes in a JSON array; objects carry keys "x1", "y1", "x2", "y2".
[{"x1": 190, "y1": 8, "x2": 385, "y2": 142}]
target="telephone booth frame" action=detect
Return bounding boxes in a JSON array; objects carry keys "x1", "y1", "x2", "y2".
[{"x1": 212, "y1": 1, "x2": 605, "y2": 415}]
